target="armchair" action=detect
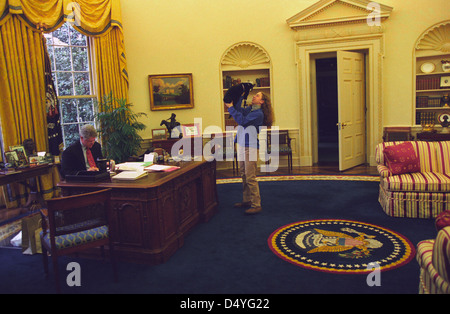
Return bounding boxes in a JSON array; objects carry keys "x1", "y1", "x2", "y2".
[
  {"x1": 40, "y1": 188, "x2": 117, "y2": 292},
  {"x1": 266, "y1": 129, "x2": 293, "y2": 172},
  {"x1": 211, "y1": 132, "x2": 238, "y2": 174},
  {"x1": 416, "y1": 225, "x2": 450, "y2": 294}
]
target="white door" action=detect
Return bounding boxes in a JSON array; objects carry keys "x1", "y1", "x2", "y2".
[{"x1": 337, "y1": 51, "x2": 366, "y2": 171}]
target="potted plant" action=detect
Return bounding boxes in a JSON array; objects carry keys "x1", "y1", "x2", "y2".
[{"x1": 95, "y1": 93, "x2": 147, "y2": 163}]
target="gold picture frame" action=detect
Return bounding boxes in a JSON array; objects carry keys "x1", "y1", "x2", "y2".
[
  {"x1": 152, "y1": 128, "x2": 168, "y2": 140},
  {"x1": 148, "y1": 73, "x2": 194, "y2": 111},
  {"x1": 181, "y1": 123, "x2": 201, "y2": 137}
]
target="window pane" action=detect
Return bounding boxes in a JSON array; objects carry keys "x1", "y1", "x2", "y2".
[
  {"x1": 69, "y1": 27, "x2": 86, "y2": 46},
  {"x1": 63, "y1": 124, "x2": 80, "y2": 148},
  {"x1": 46, "y1": 22, "x2": 95, "y2": 150},
  {"x1": 72, "y1": 47, "x2": 88, "y2": 71},
  {"x1": 54, "y1": 46, "x2": 71, "y2": 71},
  {"x1": 60, "y1": 99, "x2": 77, "y2": 123},
  {"x1": 52, "y1": 23, "x2": 69, "y2": 46},
  {"x1": 74, "y1": 72, "x2": 91, "y2": 95},
  {"x1": 56, "y1": 72, "x2": 74, "y2": 96},
  {"x1": 46, "y1": 45, "x2": 56, "y2": 71},
  {"x1": 44, "y1": 33, "x2": 53, "y2": 45},
  {"x1": 78, "y1": 98, "x2": 94, "y2": 122}
]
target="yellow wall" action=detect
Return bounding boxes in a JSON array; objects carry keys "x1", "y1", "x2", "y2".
[{"x1": 121, "y1": 0, "x2": 449, "y2": 139}]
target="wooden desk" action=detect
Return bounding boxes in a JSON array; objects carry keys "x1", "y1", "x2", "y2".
[
  {"x1": 0, "y1": 164, "x2": 54, "y2": 209},
  {"x1": 416, "y1": 132, "x2": 450, "y2": 141},
  {"x1": 151, "y1": 137, "x2": 204, "y2": 156},
  {"x1": 57, "y1": 160, "x2": 218, "y2": 264}
]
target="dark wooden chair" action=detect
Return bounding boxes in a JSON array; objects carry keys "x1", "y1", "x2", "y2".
[
  {"x1": 211, "y1": 132, "x2": 238, "y2": 174},
  {"x1": 40, "y1": 188, "x2": 117, "y2": 293},
  {"x1": 383, "y1": 127, "x2": 414, "y2": 142},
  {"x1": 266, "y1": 129, "x2": 293, "y2": 172}
]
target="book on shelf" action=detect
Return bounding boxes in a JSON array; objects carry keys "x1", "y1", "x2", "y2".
[
  {"x1": 416, "y1": 96, "x2": 445, "y2": 108},
  {"x1": 416, "y1": 76, "x2": 442, "y2": 90}
]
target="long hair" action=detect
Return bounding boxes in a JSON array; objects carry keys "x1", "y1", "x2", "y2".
[{"x1": 261, "y1": 92, "x2": 274, "y2": 127}]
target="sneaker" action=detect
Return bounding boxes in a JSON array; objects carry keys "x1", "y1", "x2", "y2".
[
  {"x1": 245, "y1": 206, "x2": 262, "y2": 215},
  {"x1": 234, "y1": 201, "x2": 251, "y2": 208}
]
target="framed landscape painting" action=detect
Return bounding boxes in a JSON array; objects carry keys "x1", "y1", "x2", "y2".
[{"x1": 149, "y1": 73, "x2": 194, "y2": 111}]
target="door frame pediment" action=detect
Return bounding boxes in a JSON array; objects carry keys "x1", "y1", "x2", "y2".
[{"x1": 287, "y1": 0, "x2": 392, "y2": 30}]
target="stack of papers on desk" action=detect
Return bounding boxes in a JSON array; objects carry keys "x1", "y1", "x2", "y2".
[
  {"x1": 112, "y1": 171, "x2": 148, "y2": 181},
  {"x1": 144, "y1": 164, "x2": 180, "y2": 172},
  {"x1": 115, "y1": 162, "x2": 152, "y2": 172}
]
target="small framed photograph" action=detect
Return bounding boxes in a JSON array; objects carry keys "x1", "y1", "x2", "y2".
[
  {"x1": 148, "y1": 73, "x2": 194, "y2": 111},
  {"x1": 181, "y1": 123, "x2": 201, "y2": 137},
  {"x1": 9, "y1": 145, "x2": 28, "y2": 166},
  {"x1": 440, "y1": 76, "x2": 450, "y2": 88},
  {"x1": 152, "y1": 128, "x2": 168, "y2": 140},
  {"x1": 4, "y1": 151, "x2": 19, "y2": 167}
]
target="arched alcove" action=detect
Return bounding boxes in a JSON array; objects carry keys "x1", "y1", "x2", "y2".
[
  {"x1": 219, "y1": 42, "x2": 273, "y2": 129},
  {"x1": 414, "y1": 20, "x2": 450, "y2": 128}
]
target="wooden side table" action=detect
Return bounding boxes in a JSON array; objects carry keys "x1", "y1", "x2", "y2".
[{"x1": 416, "y1": 132, "x2": 450, "y2": 141}]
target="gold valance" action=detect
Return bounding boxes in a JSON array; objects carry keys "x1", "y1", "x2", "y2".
[{"x1": 0, "y1": 0, "x2": 122, "y2": 36}]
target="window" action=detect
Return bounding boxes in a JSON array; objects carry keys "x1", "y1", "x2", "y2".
[{"x1": 44, "y1": 22, "x2": 96, "y2": 148}]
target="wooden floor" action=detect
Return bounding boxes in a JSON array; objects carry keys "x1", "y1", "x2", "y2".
[{"x1": 216, "y1": 162, "x2": 379, "y2": 178}]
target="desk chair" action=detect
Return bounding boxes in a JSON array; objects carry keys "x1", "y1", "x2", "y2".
[
  {"x1": 40, "y1": 188, "x2": 117, "y2": 292},
  {"x1": 266, "y1": 129, "x2": 293, "y2": 172}
]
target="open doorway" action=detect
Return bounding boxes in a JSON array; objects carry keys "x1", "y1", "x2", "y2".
[{"x1": 316, "y1": 57, "x2": 338, "y2": 164}]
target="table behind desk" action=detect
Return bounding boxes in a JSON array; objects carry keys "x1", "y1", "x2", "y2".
[{"x1": 57, "y1": 160, "x2": 218, "y2": 264}]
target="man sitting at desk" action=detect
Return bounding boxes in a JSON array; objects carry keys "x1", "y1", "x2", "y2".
[{"x1": 61, "y1": 124, "x2": 103, "y2": 178}]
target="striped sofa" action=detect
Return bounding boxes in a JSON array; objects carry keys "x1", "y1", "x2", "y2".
[
  {"x1": 376, "y1": 141, "x2": 450, "y2": 218},
  {"x1": 416, "y1": 226, "x2": 450, "y2": 294}
]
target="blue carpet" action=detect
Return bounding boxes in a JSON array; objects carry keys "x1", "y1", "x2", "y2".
[{"x1": 0, "y1": 179, "x2": 438, "y2": 295}]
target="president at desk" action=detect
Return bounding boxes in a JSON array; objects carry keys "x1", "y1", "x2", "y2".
[
  {"x1": 58, "y1": 159, "x2": 218, "y2": 264},
  {"x1": 61, "y1": 124, "x2": 103, "y2": 178}
]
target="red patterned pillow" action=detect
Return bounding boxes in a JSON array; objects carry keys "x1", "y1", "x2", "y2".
[
  {"x1": 436, "y1": 210, "x2": 450, "y2": 231},
  {"x1": 383, "y1": 142, "x2": 420, "y2": 175}
]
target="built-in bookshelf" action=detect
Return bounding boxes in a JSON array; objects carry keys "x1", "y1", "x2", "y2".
[
  {"x1": 415, "y1": 53, "x2": 450, "y2": 125},
  {"x1": 222, "y1": 69, "x2": 271, "y2": 127},
  {"x1": 220, "y1": 42, "x2": 272, "y2": 129}
]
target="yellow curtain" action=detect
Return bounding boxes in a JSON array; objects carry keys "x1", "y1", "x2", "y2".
[
  {"x1": 0, "y1": 15, "x2": 52, "y2": 207},
  {"x1": 93, "y1": 27, "x2": 128, "y2": 102},
  {"x1": 0, "y1": 0, "x2": 127, "y2": 208}
]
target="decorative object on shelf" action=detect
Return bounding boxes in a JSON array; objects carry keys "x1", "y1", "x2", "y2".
[
  {"x1": 420, "y1": 62, "x2": 435, "y2": 73},
  {"x1": 438, "y1": 112, "x2": 450, "y2": 133},
  {"x1": 420, "y1": 112, "x2": 436, "y2": 132},
  {"x1": 148, "y1": 73, "x2": 194, "y2": 111},
  {"x1": 441, "y1": 60, "x2": 450, "y2": 72},
  {"x1": 441, "y1": 94, "x2": 450, "y2": 107},
  {"x1": 440, "y1": 76, "x2": 450, "y2": 88},
  {"x1": 160, "y1": 113, "x2": 182, "y2": 138}
]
